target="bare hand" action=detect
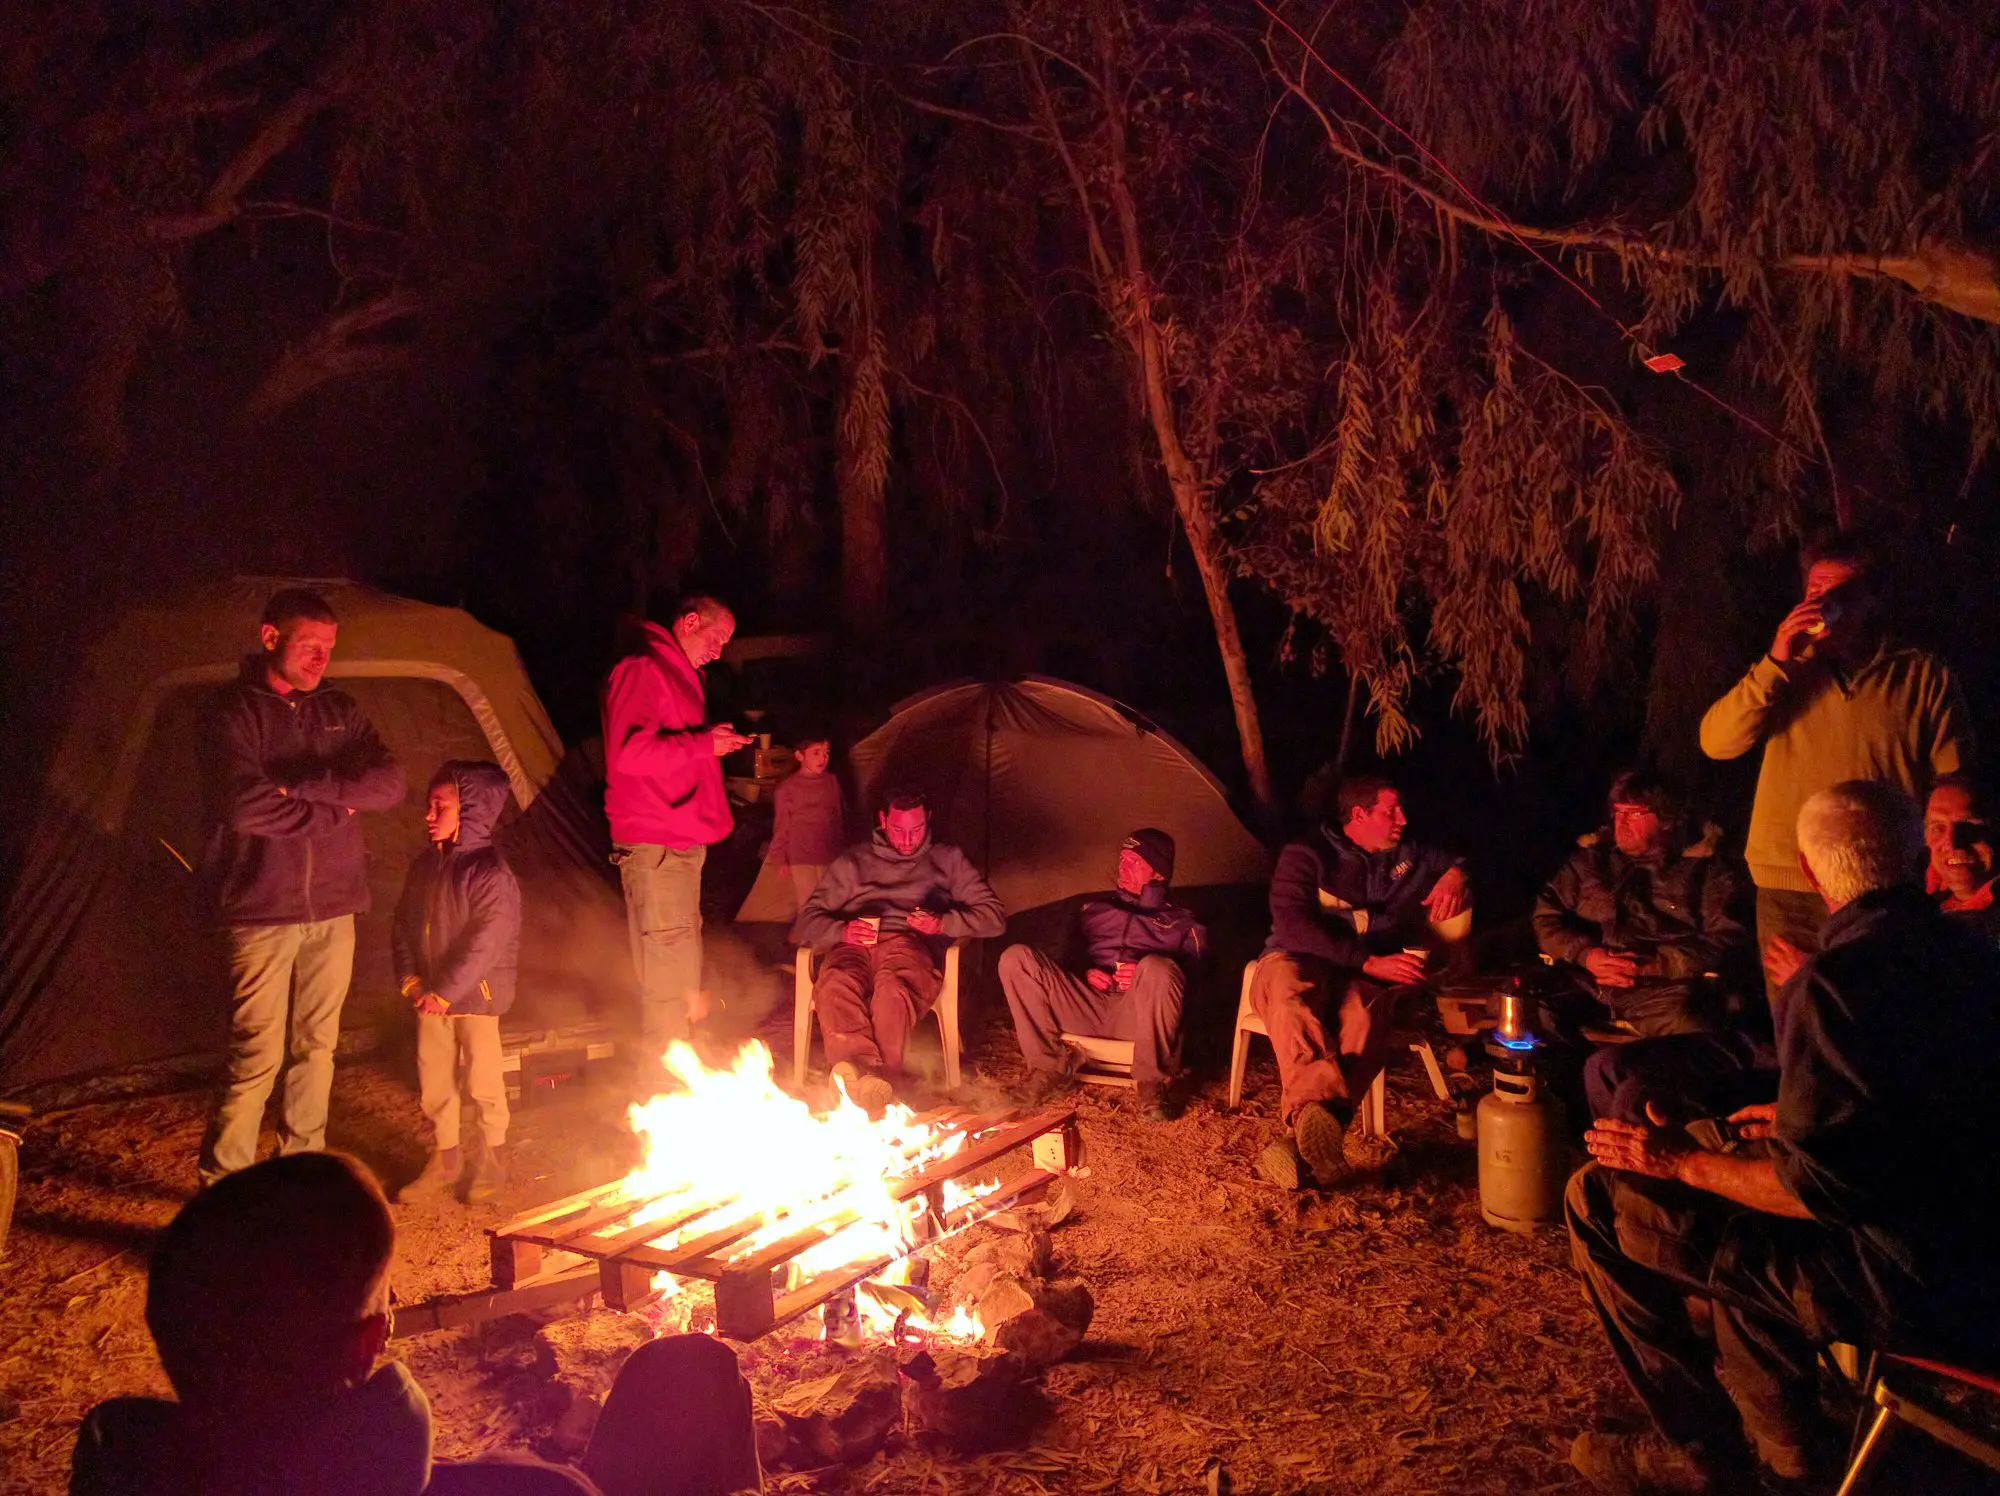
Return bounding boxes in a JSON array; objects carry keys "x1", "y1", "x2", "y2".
[
  {"x1": 1112, "y1": 960, "x2": 1138, "y2": 992},
  {"x1": 1422, "y1": 867, "x2": 1469, "y2": 921},
  {"x1": 414, "y1": 992, "x2": 450, "y2": 1016},
  {"x1": 1770, "y1": 601, "x2": 1826, "y2": 663},
  {"x1": 1728, "y1": 1101, "x2": 1780, "y2": 1141},
  {"x1": 1583, "y1": 947, "x2": 1640, "y2": 988},
  {"x1": 711, "y1": 722, "x2": 756, "y2": 756},
  {"x1": 1763, "y1": 937, "x2": 1807, "y2": 991},
  {"x1": 1085, "y1": 968, "x2": 1114, "y2": 993},
  {"x1": 906, "y1": 908, "x2": 943, "y2": 936},
  {"x1": 1584, "y1": 1115, "x2": 1690, "y2": 1181},
  {"x1": 843, "y1": 920, "x2": 880, "y2": 947},
  {"x1": 1363, "y1": 951, "x2": 1428, "y2": 986}
]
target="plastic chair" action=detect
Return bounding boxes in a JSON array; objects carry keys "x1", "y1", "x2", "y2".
[
  {"x1": 793, "y1": 938, "x2": 967, "y2": 1092},
  {"x1": 1057, "y1": 1033, "x2": 1138, "y2": 1089},
  {"x1": 1836, "y1": 1352, "x2": 2000, "y2": 1495},
  {"x1": 1229, "y1": 959, "x2": 1386, "y2": 1137}
]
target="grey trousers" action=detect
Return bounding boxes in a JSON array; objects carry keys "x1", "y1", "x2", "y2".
[
  {"x1": 998, "y1": 945, "x2": 1186, "y2": 1084},
  {"x1": 417, "y1": 1012, "x2": 510, "y2": 1152},
  {"x1": 198, "y1": 916, "x2": 355, "y2": 1181},
  {"x1": 614, "y1": 843, "x2": 705, "y2": 1060}
]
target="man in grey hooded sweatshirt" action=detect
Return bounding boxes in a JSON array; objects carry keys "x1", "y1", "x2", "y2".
[{"x1": 796, "y1": 789, "x2": 1005, "y2": 1104}]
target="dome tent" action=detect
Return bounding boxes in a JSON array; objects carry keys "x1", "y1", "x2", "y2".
[
  {"x1": 737, "y1": 677, "x2": 1270, "y2": 924},
  {"x1": 0, "y1": 579, "x2": 618, "y2": 1090}
]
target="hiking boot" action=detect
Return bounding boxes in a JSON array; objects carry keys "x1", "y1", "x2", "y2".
[
  {"x1": 1136, "y1": 1081, "x2": 1173, "y2": 1123},
  {"x1": 400, "y1": 1147, "x2": 460, "y2": 1204},
  {"x1": 1255, "y1": 1136, "x2": 1309, "y2": 1190},
  {"x1": 463, "y1": 1141, "x2": 507, "y2": 1205},
  {"x1": 1294, "y1": 1103, "x2": 1351, "y2": 1187},
  {"x1": 830, "y1": 1061, "x2": 896, "y2": 1116},
  {"x1": 1569, "y1": 1431, "x2": 1729, "y2": 1495}
]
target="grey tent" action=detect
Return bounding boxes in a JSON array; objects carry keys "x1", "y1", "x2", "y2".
[
  {"x1": 0, "y1": 579, "x2": 622, "y2": 1090},
  {"x1": 737, "y1": 677, "x2": 1269, "y2": 923}
]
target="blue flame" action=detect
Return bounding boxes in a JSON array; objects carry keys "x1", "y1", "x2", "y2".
[{"x1": 1495, "y1": 1035, "x2": 1539, "y2": 1051}]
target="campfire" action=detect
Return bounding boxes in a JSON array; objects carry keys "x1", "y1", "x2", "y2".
[{"x1": 484, "y1": 1042, "x2": 1082, "y2": 1346}]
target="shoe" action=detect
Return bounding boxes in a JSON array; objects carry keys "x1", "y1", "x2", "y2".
[
  {"x1": 1136, "y1": 1081, "x2": 1172, "y2": 1122},
  {"x1": 1569, "y1": 1431, "x2": 1726, "y2": 1495},
  {"x1": 1294, "y1": 1103, "x2": 1351, "y2": 1187},
  {"x1": 1023, "y1": 1067, "x2": 1080, "y2": 1107},
  {"x1": 830, "y1": 1061, "x2": 896, "y2": 1116},
  {"x1": 401, "y1": 1147, "x2": 460, "y2": 1203},
  {"x1": 1255, "y1": 1136, "x2": 1308, "y2": 1190},
  {"x1": 463, "y1": 1142, "x2": 506, "y2": 1205}
]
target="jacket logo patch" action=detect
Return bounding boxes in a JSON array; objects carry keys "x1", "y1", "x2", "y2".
[{"x1": 1392, "y1": 859, "x2": 1412, "y2": 880}]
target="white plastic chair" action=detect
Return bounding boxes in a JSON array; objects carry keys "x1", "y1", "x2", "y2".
[
  {"x1": 793, "y1": 938, "x2": 967, "y2": 1093},
  {"x1": 1228, "y1": 958, "x2": 1386, "y2": 1136}
]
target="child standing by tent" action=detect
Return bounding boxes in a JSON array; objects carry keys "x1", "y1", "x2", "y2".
[
  {"x1": 394, "y1": 761, "x2": 520, "y2": 1204},
  {"x1": 766, "y1": 733, "x2": 847, "y2": 917}
]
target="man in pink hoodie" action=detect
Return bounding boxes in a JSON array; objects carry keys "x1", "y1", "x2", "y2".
[{"x1": 602, "y1": 597, "x2": 753, "y2": 1073}]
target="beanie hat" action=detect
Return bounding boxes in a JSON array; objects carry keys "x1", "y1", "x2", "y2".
[{"x1": 1122, "y1": 828, "x2": 1176, "y2": 882}]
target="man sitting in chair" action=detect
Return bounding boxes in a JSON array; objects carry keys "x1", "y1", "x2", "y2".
[
  {"x1": 1534, "y1": 769, "x2": 1754, "y2": 1043},
  {"x1": 1926, "y1": 771, "x2": 1999, "y2": 941},
  {"x1": 1250, "y1": 773, "x2": 1469, "y2": 1191},
  {"x1": 796, "y1": 789, "x2": 1005, "y2": 1109},
  {"x1": 1566, "y1": 781, "x2": 2000, "y2": 1493},
  {"x1": 998, "y1": 829, "x2": 1207, "y2": 1122}
]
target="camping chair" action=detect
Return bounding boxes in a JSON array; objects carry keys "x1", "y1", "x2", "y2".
[
  {"x1": 793, "y1": 939, "x2": 969, "y2": 1093},
  {"x1": 1836, "y1": 1352, "x2": 2000, "y2": 1495},
  {"x1": 1228, "y1": 960, "x2": 1385, "y2": 1136}
]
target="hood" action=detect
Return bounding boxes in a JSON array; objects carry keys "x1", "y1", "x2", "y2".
[
  {"x1": 440, "y1": 760, "x2": 512, "y2": 849},
  {"x1": 1576, "y1": 820, "x2": 1723, "y2": 859},
  {"x1": 869, "y1": 823, "x2": 934, "y2": 861}
]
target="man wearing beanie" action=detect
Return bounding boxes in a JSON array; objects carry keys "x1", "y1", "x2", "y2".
[{"x1": 998, "y1": 829, "x2": 1207, "y2": 1121}]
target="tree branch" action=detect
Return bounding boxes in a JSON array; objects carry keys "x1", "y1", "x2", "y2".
[{"x1": 245, "y1": 290, "x2": 423, "y2": 415}]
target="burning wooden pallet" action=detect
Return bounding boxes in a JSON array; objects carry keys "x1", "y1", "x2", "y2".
[{"x1": 483, "y1": 1104, "x2": 1080, "y2": 1342}]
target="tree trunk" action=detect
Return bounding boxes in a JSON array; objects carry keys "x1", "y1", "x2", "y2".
[{"x1": 837, "y1": 258, "x2": 891, "y2": 639}]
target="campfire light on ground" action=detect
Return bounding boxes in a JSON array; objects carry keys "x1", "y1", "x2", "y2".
[{"x1": 617, "y1": 1041, "x2": 998, "y2": 1343}]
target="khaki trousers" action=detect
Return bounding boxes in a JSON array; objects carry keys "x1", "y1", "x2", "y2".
[
  {"x1": 1248, "y1": 951, "x2": 1398, "y2": 1128},
  {"x1": 198, "y1": 916, "x2": 355, "y2": 1181},
  {"x1": 614, "y1": 842, "x2": 706, "y2": 1059},
  {"x1": 416, "y1": 1012, "x2": 510, "y2": 1152},
  {"x1": 998, "y1": 945, "x2": 1186, "y2": 1083},
  {"x1": 812, "y1": 934, "x2": 942, "y2": 1076}
]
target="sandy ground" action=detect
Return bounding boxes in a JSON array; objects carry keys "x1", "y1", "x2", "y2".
[{"x1": 8, "y1": 989, "x2": 1980, "y2": 1495}]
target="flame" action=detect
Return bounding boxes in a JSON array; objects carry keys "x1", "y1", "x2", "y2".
[{"x1": 612, "y1": 1041, "x2": 996, "y2": 1342}]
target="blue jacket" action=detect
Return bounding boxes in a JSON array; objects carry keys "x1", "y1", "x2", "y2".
[
  {"x1": 202, "y1": 661, "x2": 407, "y2": 925},
  {"x1": 1073, "y1": 884, "x2": 1207, "y2": 971},
  {"x1": 1263, "y1": 823, "x2": 1462, "y2": 967},
  {"x1": 392, "y1": 762, "x2": 520, "y2": 1017}
]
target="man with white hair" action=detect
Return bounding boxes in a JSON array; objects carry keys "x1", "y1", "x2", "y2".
[{"x1": 1563, "y1": 781, "x2": 2000, "y2": 1494}]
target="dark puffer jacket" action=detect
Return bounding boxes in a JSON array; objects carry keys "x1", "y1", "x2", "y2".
[
  {"x1": 1264, "y1": 824, "x2": 1464, "y2": 967},
  {"x1": 1532, "y1": 823, "x2": 1753, "y2": 988},
  {"x1": 1074, "y1": 883, "x2": 1207, "y2": 970},
  {"x1": 202, "y1": 660, "x2": 407, "y2": 925},
  {"x1": 391, "y1": 762, "x2": 521, "y2": 1017}
]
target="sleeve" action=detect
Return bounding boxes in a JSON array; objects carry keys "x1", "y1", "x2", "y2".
[
  {"x1": 767, "y1": 779, "x2": 795, "y2": 865},
  {"x1": 1699, "y1": 656, "x2": 1791, "y2": 761},
  {"x1": 796, "y1": 853, "x2": 860, "y2": 951},
  {"x1": 290, "y1": 701, "x2": 405, "y2": 811},
  {"x1": 602, "y1": 658, "x2": 711, "y2": 780},
  {"x1": 1768, "y1": 971, "x2": 1877, "y2": 1227},
  {"x1": 1658, "y1": 857, "x2": 1754, "y2": 981},
  {"x1": 213, "y1": 696, "x2": 346, "y2": 839},
  {"x1": 430, "y1": 864, "x2": 523, "y2": 1009},
  {"x1": 1181, "y1": 913, "x2": 1210, "y2": 962},
  {"x1": 1926, "y1": 661, "x2": 1972, "y2": 777},
  {"x1": 935, "y1": 848, "x2": 1007, "y2": 940},
  {"x1": 1267, "y1": 843, "x2": 1370, "y2": 967},
  {"x1": 1532, "y1": 856, "x2": 1597, "y2": 966},
  {"x1": 391, "y1": 864, "x2": 423, "y2": 994}
]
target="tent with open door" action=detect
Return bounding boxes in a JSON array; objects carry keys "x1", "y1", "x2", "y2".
[
  {"x1": 0, "y1": 579, "x2": 624, "y2": 1091},
  {"x1": 736, "y1": 677, "x2": 1270, "y2": 925}
]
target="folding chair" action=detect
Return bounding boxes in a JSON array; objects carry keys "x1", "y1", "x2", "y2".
[
  {"x1": 792, "y1": 939, "x2": 968, "y2": 1092},
  {"x1": 1836, "y1": 1352, "x2": 2000, "y2": 1495}
]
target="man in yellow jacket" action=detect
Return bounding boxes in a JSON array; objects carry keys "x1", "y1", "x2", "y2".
[{"x1": 1699, "y1": 532, "x2": 1970, "y2": 1005}]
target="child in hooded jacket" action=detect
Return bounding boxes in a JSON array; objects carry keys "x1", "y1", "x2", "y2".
[{"x1": 394, "y1": 761, "x2": 520, "y2": 1203}]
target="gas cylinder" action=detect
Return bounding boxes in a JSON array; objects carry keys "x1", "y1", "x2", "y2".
[{"x1": 1477, "y1": 1066, "x2": 1567, "y2": 1233}]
